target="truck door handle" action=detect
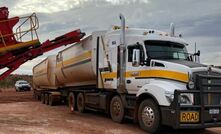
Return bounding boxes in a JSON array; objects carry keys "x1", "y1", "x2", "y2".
[{"x1": 126, "y1": 80, "x2": 131, "y2": 84}]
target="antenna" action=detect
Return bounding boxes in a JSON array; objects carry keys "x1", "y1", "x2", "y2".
[{"x1": 195, "y1": 42, "x2": 197, "y2": 62}]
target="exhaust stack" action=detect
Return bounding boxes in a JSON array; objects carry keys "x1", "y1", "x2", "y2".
[{"x1": 117, "y1": 14, "x2": 127, "y2": 94}]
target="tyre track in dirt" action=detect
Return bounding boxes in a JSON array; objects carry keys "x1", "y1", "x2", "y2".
[{"x1": 0, "y1": 89, "x2": 220, "y2": 134}]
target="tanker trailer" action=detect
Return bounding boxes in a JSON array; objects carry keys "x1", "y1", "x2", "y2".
[
  {"x1": 33, "y1": 55, "x2": 60, "y2": 104},
  {"x1": 55, "y1": 35, "x2": 97, "y2": 87},
  {"x1": 33, "y1": 14, "x2": 221, "y2": 133},
  {"x1": 33, "y1": 35, "x2": 99, "y2": 105}
]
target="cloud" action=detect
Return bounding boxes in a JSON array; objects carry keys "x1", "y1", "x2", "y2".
[
  {"x1": 9, "y1": 0, "x2": 83, "y2": 15},
  {"x1": 1, "y1": 0, "x2": 221, "y2": 75}
]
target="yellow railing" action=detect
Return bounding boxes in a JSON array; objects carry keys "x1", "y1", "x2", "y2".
[
  {"x1": 0, "y1": 13, "x2": 39, "y2": 46},
  {"x1": 15, "y1": 13, "x2": 39, "y2": 42}
]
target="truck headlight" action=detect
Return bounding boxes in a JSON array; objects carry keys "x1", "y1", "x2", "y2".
[
  {"x1": 165, "y1": 91, "x2": 174, "y2": 103},
  {"x1": 187, "y1": 81, "x2": 195, "y2": 90},
  {"x1": 179, "y1": 94, "x2": 193, "y2": 105}
]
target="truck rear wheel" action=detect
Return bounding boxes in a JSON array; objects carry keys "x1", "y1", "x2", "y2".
[
  {"x1": 41, "y1": 93, "x2": 45, "y2": 104},
  {"x1": 138, "y1": 99, "x2": 161, "y2": 133},
  {"x1": 110, "y1": 96, "x2": 124, "y2": 123},
  {"x1": 69, "y1": 92, "x2": 75, "y2": 113},
  {"x1": 77, "y1": 93, "x2": 85, "y2": 113}
]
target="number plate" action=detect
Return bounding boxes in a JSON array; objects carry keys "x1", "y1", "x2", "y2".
[{"x1": 180, "y1": 111, "x2": 199, "y2": 123}]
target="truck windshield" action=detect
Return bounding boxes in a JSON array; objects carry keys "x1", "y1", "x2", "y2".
[{"x1": 144, "y1": 40, "x2": 188, "y2": 60}]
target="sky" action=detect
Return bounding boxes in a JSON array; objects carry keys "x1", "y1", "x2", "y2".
[{"x1": 0, "y1": 0, "x2": 221, "y2": 75}]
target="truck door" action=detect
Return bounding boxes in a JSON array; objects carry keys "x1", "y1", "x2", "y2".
[{"x1": 126, "y1": 43, "x2": 150, "y2": 94}]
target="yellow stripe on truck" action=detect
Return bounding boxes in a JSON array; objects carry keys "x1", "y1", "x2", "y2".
[
  {"x1": 56, "y1": 51, "x2": 92, "y2": 68},
  {"x1": 102, "y1": 70, "x2": 189, "y2": 83},
  {"x1": 102, "y1": 72, "x2": 117, "y2": 79}
]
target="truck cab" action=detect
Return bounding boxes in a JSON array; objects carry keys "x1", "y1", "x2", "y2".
[
  {"x1": 33, "y1": 14, "x2": 221, "y2": 134},
  {"x1": 97, "y1": 26, "x2": 221, "y2": 133}
]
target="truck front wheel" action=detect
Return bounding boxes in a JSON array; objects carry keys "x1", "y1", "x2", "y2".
[
  {"x1": 110, "y1": 96, "x2": 124, "y2": 123},
  {"x1": 138, "y1": 99, "x2": 161, "y2": 133},
  {"x1": 69, "y1": 92, "x2": 75, "y2": 113}
]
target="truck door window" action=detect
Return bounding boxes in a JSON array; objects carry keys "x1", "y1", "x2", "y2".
[
  {"x1": 128, "y1": 47, "x2": 134, "y2": 62},
  {"x1": 127, "y1": 43, "x2": 145, "y2": 64}
]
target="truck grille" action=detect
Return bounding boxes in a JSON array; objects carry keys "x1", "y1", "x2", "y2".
[{"x1": 192, "y1": 71, "x2": 221, "y2": 105}]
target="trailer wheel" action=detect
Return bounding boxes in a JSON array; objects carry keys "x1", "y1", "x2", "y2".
[
  {"x1": 77, "y1": 93, "x2": 85, "y2": 113},
  {"x1": 69, "y1": 92, "x2": 75, "y2": 113},
  {"x1": 49, "y1": 94, "x2": 54, "y2": 106},
  {"x1": 110, "y1": 96, "x2": 124, "y2": 123},
  {"x1": 45, "y1": 94, "x2": 49, "y2": 105},
  {"x1": 41, "y1": 93, "x2": 45, "y2": 104},
  {"x1": 138, "y1": 99, "x2": 161, "y2": 133}
]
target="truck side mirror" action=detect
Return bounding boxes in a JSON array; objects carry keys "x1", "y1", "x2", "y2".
[
  {"x1": 132, "y1": 49, "x2": 140, "y2": 67},
  {"x1": 197, "y1": 50, "x2": 200, "y2": 56},
  {"x1": 194, "y1": 50, "x2": 200, "y2": 56},
  {"x1": 193, "y1": 50, "x2": 200, "y2": 63}
]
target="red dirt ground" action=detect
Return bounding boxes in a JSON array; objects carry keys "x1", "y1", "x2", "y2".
[{"x1": 0, "y1": 89, "x2": 220, "y2": 134}]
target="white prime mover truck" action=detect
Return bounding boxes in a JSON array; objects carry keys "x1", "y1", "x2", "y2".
[{"x1": 33, "y1": 15, "x2": 221, "y2": 133}]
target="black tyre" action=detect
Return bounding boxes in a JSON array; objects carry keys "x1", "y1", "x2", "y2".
[
  {"x1": 110, "y1": 96, "x2": 124, "y2": 123},
  {"x1": 138, "y1": 99, "x2": 161, "y2": 134},
  {"x1": 45, "y1": 94, "x2": 49, "y2": 105},
  {"x1": 41, "y1": 93, "x2": 45, "y2": 104},
  {"x1": 68, "y1": 92, "x2": 75, "y2": 113},
  {"x1": 49, "y1": 94, "x2": 54, "y2": 106},
  {"x1": 77, "y1": 93, "x2": 85, "y2": 113}
]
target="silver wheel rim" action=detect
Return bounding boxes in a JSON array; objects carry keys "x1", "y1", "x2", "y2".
[
  {"x1": 142, "y1": 106, "x2": 155, "y2": 127},
  {"x1": 113, "y1": 100, "x2": 121, "y2": 116}
]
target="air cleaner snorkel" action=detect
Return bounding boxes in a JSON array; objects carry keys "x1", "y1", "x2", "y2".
[{"x1": 170, "y1": 23, "x2": 175, "y2": 37}]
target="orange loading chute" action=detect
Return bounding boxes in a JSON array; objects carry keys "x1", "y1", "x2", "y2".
[
  {"x1": 0, "y1": 7, "x2": 40, "y2": 54},
  {"x1": 0, "y1": 7, "x2": 85, "y2": 80}
]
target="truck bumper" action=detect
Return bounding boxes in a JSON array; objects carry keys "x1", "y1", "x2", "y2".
[
  {"x1": 161, "y1": 74, "x2": 221, "y2": 129},
  {"x1": 161, "y1": 107, "x2": 221, "y2": 129}
]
